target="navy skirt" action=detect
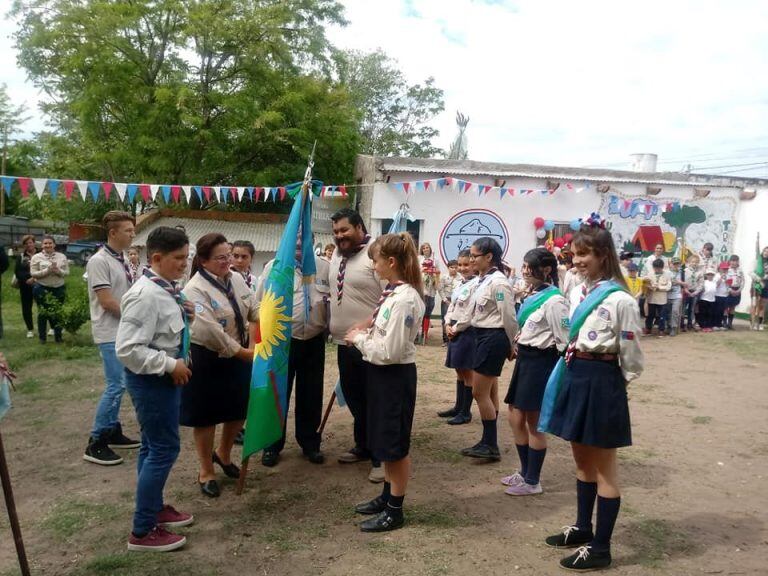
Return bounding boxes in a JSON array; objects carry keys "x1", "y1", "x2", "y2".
[
  {"x1": 505, "y1": 344, "x2": 560, "y2": 411},
  {"x1": 547, "y1": 358, "x2": 632, "y2": 449},
  {"x1": 366, "y1": 362, "x2": 417, "y2": 462},
  {"x1": 762, "y1": 284, "x2": 768, "y2": 299},
  {"x1": 725, "y1": 292, "x2": 741, "y2": 308},
  {"x1": 445, "y1": 327, "x2": 475, "y2": 370},
  {"x1": 473, "y1": 327, "x2": 511, "y2": 377}
]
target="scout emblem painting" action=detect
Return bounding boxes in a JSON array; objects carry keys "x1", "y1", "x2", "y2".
[{"x1": 439, "y1": 209, "x2": 509, "y2": 264}]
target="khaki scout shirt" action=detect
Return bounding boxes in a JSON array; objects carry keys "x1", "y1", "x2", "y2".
[
  {"x1": 470, "y1": 270, "x2": 519, "y2": 345},
  {"x1": 573, "y1": 288, "x2": 644, "y2": 382},
  {"x1": 254, "y1": 256, "x2": 329, "y2": 341},
  {"x1": 87, "y1": 247, "x2": 132, "y2": 344},
  {"x1": 30, "y1": 251, "x2": 69, "y2": 288},
  {"x1": 116, "y1": 275, "x2": 184, "y2": 375},
  {"x1": 352, "y1": 284, "x2": 425, "y2": 365},
  {"x1": 328, "y1": 241, "x2": 383, "y2": 344},
  {"x1": 438, "y1": 274, "x2": 461, "y2": 302},
  {"x1": 643, "y1": 271, "x2": 671, "y2": 305},
  {"x1": 517, "y1": 292, "x2": 570, "y2": 352},
  {"x1": 444, "y1": 276, "x2": 479, "y2": 331},
  {"x1": 183, "y1": 271, "x2": 258, "y2": 358}
]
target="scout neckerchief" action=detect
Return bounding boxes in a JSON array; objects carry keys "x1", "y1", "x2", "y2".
[
  {"x1": 538, "y1": 279, "x2": 625, "y2": 434},
  {"x1": 197, "y1": 267, "x2": 248, "y2": 347},
  {"x1": 516, "y1": 284, "x2": 561, "y2": 327},
  {"x1": 231, "y1": 265, "x2": 254, "y2": 289},
  {"x1": 103, "y1": 244, "x2": 133, "y2": 286},
  {"x1": 144, "y1": 269, "x2": 190, "y2": 361},
  {"x1": 370, "y1": 281, "x2": 404, "y2": 325},
  {"x1": 470, "y1": 267, "x2": 499, "y2": 311},
  {"x1": 450, "y1": 275, "x2": 473, "y2": 302},
  {"x1": 336, "y1": 235, "x2": 371, "y2": 304}
]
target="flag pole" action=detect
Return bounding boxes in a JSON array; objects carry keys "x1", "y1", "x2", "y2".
[
  {"x1": 0, "y1": 430, "x2": 31, "y2": 576},
  {"x1": 237, "y1": 143, "x2": 317, "y2": 496}
]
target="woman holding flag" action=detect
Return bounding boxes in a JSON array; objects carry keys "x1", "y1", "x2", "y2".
[
  {"x1": 502, "y1": 248, "x2": 569, "y2": 496},
  {"x1": 751, "y1": 245, "x2": 768, "y2": 330},
  {"x1": 539, "y1": 215, "x2": 644, "y2": 572}
]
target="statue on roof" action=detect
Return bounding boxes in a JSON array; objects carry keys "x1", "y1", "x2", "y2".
[{"x1": 447, "y1": 111, "x2": 469, "y2": 160}]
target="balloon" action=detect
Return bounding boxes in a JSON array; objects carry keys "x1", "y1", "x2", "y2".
[
  {"x1": 563, "y1": 233, "x2": 573, "y2": 243},
  {"x1": 535, "y1": 228, "x2": 547, "y2": 239},
  {"x1": 554, "y1": 237, "x2": 566, "y2": 248},
  {"x1": 543, "y1": 220, "x2": 555, "y2": 231},
  {"x1": 533, "y1": 217, "x2": 545, "y2": 229},
  {"x1": 570, "y1": 219, "x2": 582, "y2": 231}
]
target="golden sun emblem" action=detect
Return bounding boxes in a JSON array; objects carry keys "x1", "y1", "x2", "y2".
[{"x1": 255, "y1": 288, "x2": 291, "y2": 360}]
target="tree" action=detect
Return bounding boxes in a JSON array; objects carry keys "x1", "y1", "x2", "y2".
[
  {"x1": 0, "y1": 83, "x2": 31, "y2": 213},
  {"x1": 662, "y1": 205, "x2": 707, "y2": 248},
  {"x1": 336, "y1": 49, "x2": 445, "y2": 158},
  {"x1": 11, "y1": 0, "x2": 357, "y2": 188}
]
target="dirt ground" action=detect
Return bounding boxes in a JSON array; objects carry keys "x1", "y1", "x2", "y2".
[{"x1": 1, "y1": 317, "x2": 767, "y2": 576}]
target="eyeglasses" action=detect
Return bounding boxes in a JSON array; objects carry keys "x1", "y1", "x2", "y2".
[
  {"x1": 468, "y1": 253, "x2": 486, "y2": 260},
  {"x1": 211, "y1": 254, "x2": 232, "y2": 263}
]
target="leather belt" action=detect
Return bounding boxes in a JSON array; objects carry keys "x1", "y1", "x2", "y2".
[{"x1": 573, "y1": 351, "x2": 618, "y2": 362}]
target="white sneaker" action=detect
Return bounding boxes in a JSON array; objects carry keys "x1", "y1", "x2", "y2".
[
  {"x1": 368, "y1": 465, "x2": 385, "y2": 483},
  {"x1": 26, "y1": 330, "x2": 34, "y2": 338},
  {"x1": 500, "y1": 472, "x2": 524, "y2": 487},
  {"x1": 505, "y1": 481, "x2": 543, "y2": 496},
  {"x1": 760, "y1": 325, "x2": 765, "y2": 331},
  {"x1": 48, "y1": 328, "x2": 54, "y2": 336}
]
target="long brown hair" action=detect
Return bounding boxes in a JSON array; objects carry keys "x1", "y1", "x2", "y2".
[
  {"x1": 368, "y1": 233, "x2": 424, "y2": 296},
  {"x1": 571, "y1": 225, "x2": 628, "y2": 290}
]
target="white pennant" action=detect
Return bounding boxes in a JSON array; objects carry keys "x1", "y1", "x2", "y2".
[
  {"x1": 182, "y1": 186, "x2": 192, "y2": 202},
  {"x1": 32, "y1": 178, "x2": 47, "y2": 198},
  {"x1": 150, "y1": 184, "x2": 160, "y2": 200},
  {"x1": 236, "y1": 186, "x2": 245, "y2": 201},
  {"x1": 114, "y1": 183, "x2": 127, "y2": 201},
  {"x1": 212, "y1": 186, "x2": 221, "y2": 201},
  {"x1": 76, "y1": 180, "x2": 89, "y2": 200},
  {"x1": 263, "y1": 187, "x2": 271, "y2": 201}
]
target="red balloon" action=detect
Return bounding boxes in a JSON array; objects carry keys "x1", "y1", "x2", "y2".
[
  {"x1": 554, "y1": 237, "x2": 566, "y2": 248},
  {"x1": 563, "y1": 233, "x2": 573, "y2": 243},
  {"x1": 533, "y1": 217, "x2": 545, "y2": 229}
]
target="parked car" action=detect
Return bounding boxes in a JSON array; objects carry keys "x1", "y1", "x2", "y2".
[{"x1": 65, "y1": 240, "x2": 102, "y2": 265}]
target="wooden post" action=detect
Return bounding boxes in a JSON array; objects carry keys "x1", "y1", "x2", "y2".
[
  {"x1": 0, "y1": 430, "x2": 31, "y2": 576},
  {"x1": 317, "y1": 391, "x2": 336, "y2": 435},
  {"x1": 235, "y1": 455, "x2": 250, "y2": 496}
]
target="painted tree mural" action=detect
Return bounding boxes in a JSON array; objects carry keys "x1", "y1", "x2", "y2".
[{"x1": 662, "y1": 205, "x2": 706, "y2": 253}]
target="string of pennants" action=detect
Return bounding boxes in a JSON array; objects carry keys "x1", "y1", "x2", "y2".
[
  {"x1": 389, "y1": 177, "x2": 593, "y2": 198},
  {"x1": 0, "y1": 175, "x2": 349, "y2": 203}
]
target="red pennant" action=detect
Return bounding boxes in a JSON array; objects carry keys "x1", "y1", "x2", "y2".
[
  {"x1": 339, "y1": 185, "x2": 347, "y2": 197},
  {"x1": 402, "y1": 182, "x2": 410, "y2": 194},
  {"x1": 202, "y1": 186, "x2": 211, "y2": 201},
  {"x1": 509, "y1": 188, "x2": 515, "y2": 196},
  {"x1": 463, "y1": 182, "x2": 471, "y2": 193},
  {"x1": 64, "y1": 180, "x2": 75, "y2": 200},
  {"x1": 139, "y1": 184, "x2": 151, "y2": 201},
  {"x1": 253, "y1": 187, "x2": 261, "y2": 201},
  {"x1": 445, "y1": 177, "x2": 453, "y2": 186},
  {"x1": 231, "y1": 187, "x2": 239, "y2": 202},
  {"x1": 171, "y1": 186, "x2": 181, "y2": 203},
  {"x1": 18, "y1": 177, "x2": 31, "y2": 197},
  {"x1": 102, "y1": 181, "x2": 113, "y2": 200},
  {"x1": 279, "y1": 187, "x2": 286, "y2": 201}
]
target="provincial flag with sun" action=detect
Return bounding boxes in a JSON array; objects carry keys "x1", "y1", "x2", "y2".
[{"x1": 242, "y1": 180, "x2": 318, "y2": 460}]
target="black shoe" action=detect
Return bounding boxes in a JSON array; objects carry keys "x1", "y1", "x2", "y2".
[
  {"x1": 261, "y1": 450, "x2": 279, "y2": 467},
  {"x1": 354, "y1": 496, "x2": 388, "y2": 515},
  {"x1": 199, "y1": 477, "x2": 220, "y2": 498},
  {"x1": 107, "y1": 423, "x2": 141, "y2": 449},
  {"x1": 447, "y1": 413, "x2": 471, "y2": 425},
  {"x1": 212, "y1": 452, "x2": 241, "y2": 479},
  {"x1": 359, "y1": 509, "x2": 404, "y2": 532},
  {"x1": 463, "y1": 443, "x2": 501, "y2": 461},
  {"x1": 460, "y1": 442, "x2": 483, "y2": 456},
  {"x1": 545, "y1": 525, "x2": 594, "y2": 548},
  {"x1": 234, "y1": 429, "x2": 245, "y2": 445},
  {"x1": 559, "y1": 546, "x2": 611, "y2": 571},
  {"x1": 83, "y1": 434, "x2": 123, "y2": 466},
  {"x1": 303, "y1": 450, "x2": 325, "y2": 465},
  {"x1": 437, "y1": 407, "x2": 459, "y2": 418}
]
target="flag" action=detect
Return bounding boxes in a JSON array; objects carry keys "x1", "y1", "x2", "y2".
[
  {"x1": 242, "y1": 186, "x2": 317, "y2": 460},
  {"x1": 754, "y1": 233, "x2": 763, "y2": 293}
]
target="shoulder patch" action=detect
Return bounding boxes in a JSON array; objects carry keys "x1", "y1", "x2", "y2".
[
  {"x1": 597, "y1": 306, "x2": 611, "y2": 321},
  {"x1": 495, "y1": 291, "x2": 504, "y2": 301},
  {"x1": 621, "y1": 330, "x2": 635, "y2": 340},
  {"x1": 587, "y1": 330, "x2": 598, "y2": 341},
  {"x1": 211, "y1": 299, "x2": 220, "y2": 310},
  {"x1": 405, "y1": 314, "x2": 414, "y2": 328},
  {"x1": 194, "y1": 303, "x2": 204, "y2": 314},
  {"x1": 382, "y1": 308, "x2": 391, "y2": 320},
  {"x1": 561, "y1": 317, "x2": 571, "y2": 328}
]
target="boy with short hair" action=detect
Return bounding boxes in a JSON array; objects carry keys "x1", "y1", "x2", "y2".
[
  {"x1": 438, "y1": 259, "x2": 460, "y2": 345},
  {"x1": 643, "y1": 259, "x2": 671, "y2": 335},
  {"x1": 724, "y1": 255, "x2": 744, "y2": 330},
  {"x1": 666, "y1": 257, "x2": 686, "y2": 336},
  {"x1": 116, "y1": 227, "x2": 195, "y2": 552},
  {"x1": 699, "y1": 269, "x2": 718, "y2": 332}
]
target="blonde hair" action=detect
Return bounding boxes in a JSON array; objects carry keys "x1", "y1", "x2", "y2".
[
  {"x1": 369, "y1": 233, "x2": 424, "y2": 296},
  {"x1": 419, "y1": 242, "x2": 433, "y2": 256}
]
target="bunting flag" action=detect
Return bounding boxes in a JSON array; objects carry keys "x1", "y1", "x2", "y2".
[{"x1": 384, "y1": 177, "x2": 598, "y2": 200}]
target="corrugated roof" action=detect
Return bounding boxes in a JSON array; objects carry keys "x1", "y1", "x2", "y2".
[
  {"x1": 132, "y1": 216, "x2": 333, "y2": 252},
  {"x1": 376, "y1": 157, "x2": 767, "y2": 188}
]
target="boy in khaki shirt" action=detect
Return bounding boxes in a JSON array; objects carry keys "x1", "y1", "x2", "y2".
[{"x1": 643, "y1": 259, "x2": 671, "y2": 335}]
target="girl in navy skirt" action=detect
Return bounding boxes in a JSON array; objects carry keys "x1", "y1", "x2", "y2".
[
  {"x1": 443, "y1": 249, "x2": 479, "y2": 425},
  {"x1": 503, "y1": 248, "x2": 569, "y2": 496},
  {"x1": 541, "y1": 218, "x2": 644, "y2": 571},
  {"x1": 345, "y1": 233, "x2": 425, "y2": 532},
  {"x1": 461, "y1": 238, "x2": 518, "y2": 461}
]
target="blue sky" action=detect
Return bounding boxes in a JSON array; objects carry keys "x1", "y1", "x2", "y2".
[{"x1": 2, "y1": 0, "x2": 767, "y2": 177}]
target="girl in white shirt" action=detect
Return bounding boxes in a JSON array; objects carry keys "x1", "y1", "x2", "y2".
[{"x1": 346, "y1": 233, "x2": 425, "y2": 533}]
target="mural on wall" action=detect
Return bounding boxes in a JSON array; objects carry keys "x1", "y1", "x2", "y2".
[
  {"x1": 439, "y1": 208, "x2": 509, "y2": 264},
  {"x1": 600, "y1": 193, "x2": 737, "y2": 260}
]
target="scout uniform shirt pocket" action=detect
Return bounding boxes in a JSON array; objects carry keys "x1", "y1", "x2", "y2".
[
  {"x1": 168, "y1": 312, "x2": 185, "y2": 337},
  {"x1": 580, "y1": 306, "x2": 616, "y2": 346},
  {"x1": 524, "y1": 309, "x2": 545, "y2": 332},
  {"x1": 210, "y1": 297, "x2": 235, "y2": 329}
]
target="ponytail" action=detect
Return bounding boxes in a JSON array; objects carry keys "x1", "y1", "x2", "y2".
[
  {"x1": 368, "y1": 233, "x2": 424, "y2": 296},
  {"x1": 523, "y1": 247, "x2": 560, "y2": 287}
]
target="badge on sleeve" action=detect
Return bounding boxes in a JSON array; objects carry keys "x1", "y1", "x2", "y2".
[
  {"x1": 597, "y1": 306, "x2": 611, "y2": 321},
  {"x1": 621, "y1": 331, "x2": 635, "y2": 340},
  {"x1": 495, "y1": 291, "x2": 504, "y2": 301},
  {"x1": 211, "y1": 299, "x2": 221, "y2": 310},
  {"x1": 588, "y1": 330, "x2": 598, "y2": 341},
  {"x1": 405, "y1": 315, "x2": 414, "y2": 328},
  {"x1": 194, "y1": 303, "x2": 204, "y2": 314},
  {"x1": 383, "y1": 308, "x2": 391, "y2": 320},
  {"x1": 561, "y1": 318, "x2": 571, "y2": 329}
]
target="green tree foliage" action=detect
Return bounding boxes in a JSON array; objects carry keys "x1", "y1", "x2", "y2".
[
  {"x1": 662, "y1": 205, "x2": 707, "y2": 241},
  {"x1": 0, "y1": 83, "x2": 30, "y2": 138},
  {"x1": 12, "y1": 0, "x2": 357, "y2": 187},
  {"x1": 336, "y1": 49, "x2": 445, "y2": 157}
]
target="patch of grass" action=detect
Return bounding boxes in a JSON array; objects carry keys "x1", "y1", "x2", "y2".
[
  {"x1": 72, "y1": 553, "x2": 217, "y2": 576},
  {"x1": 366, "y1": 539, "x2": 405, "y2": 555},
  {"x1": 15, "y1": 376, "x2": 43, "y2": 395},
  {"x1": 42, "y1": 499, "x2": 125, "y2": 541},
  {"x1": 428, "y1": 445, "x2": 464, "y2": 464},
  {"x1": 628, "y1": 517, "x2": 691, "y2": 568},
  {"x1": 259, "y1": 525, "x2": 303, "y2": 552},
  {"x1": 692, "y1": 415, "x2": 712, "y2": 425},
  {"x1": 408, "y1": 504, "x2": 475, "y2": 529},
  {"x1": 721, "y1": 333, "x2": 768, "y2": 362},
  {"x1": 618, "y1": 447, "x2": 657, "y2": 463},
  {"x1": 411, "y1": 431, "x2": 434, "y2": 449}
]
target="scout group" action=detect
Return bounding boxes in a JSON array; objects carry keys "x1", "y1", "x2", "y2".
[{"x1": 34, "y1": 206, "x2": 765, "y2": 572}]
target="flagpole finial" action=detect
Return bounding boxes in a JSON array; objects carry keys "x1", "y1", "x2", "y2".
[{"x1": 303, "y1": 140, "x2": 317, "y2": 192}]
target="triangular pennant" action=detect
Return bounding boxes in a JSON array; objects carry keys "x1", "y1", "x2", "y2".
[
  {"x1": 18, "y1": 177, "x2": 31, "y2": 197},
  {"x1": 244, "y1": 187, "x2": 253, "y2": 201},
  {"x1": 102, "y1": 182, "x2": 113, "y2": 200},
  {"x1": 32, "y1": 178, "x2": 47, "y2": 198},
  {"x1": 437, "y1": 178, "x2": 447, "y2": 188},
  {"x1": 139, "y1": 184, "x2": 151, "y2": 202},
  {"x1": 253, "y1": 187, "x2": 261, "y2": 201},
  {"x1": 114, "y1": 183, "x2": 126, "y2": 201},
  {"x1": 192, "y1": 186, "x2": 202, "y2": 202},
  {"x1": 415, "y1": 181, "x2": 424, "y2": 193},
  {"x1": 463, "y1": 182, "x2": 472, "y2": 193},
  {"x1": 88, "y1": 181, "x2": 101, "y2": 201},
  {"x1": 48, "y1": 179, "x2": 60, "y2": 199},
  {"x1": 444, "y1": 177, "x2": 452, "y2": 187},
  {"x1": 234, "y1": 187, "x2": 244, "y2": 202},
  {"x1": 263, "y1": 187, "x2": 271, "y2": 201},
  {"x1": 0, "y1": 176, "x2": 16, "y2": 196},
  {"x1": 270, "y1": 187, "x2": 277, "y2": 201},
  {"x1": 126, "y1": 184, "x2": 138, "y2": 203},
  {"x1": 221, "y1": 186, "x2": 229, "y2": 203},
  {"x1": 171, "y1": 185, "x2": 181, "y2": 203},
  {"x1": 279, "y1": 187, "x2": 286, "y2": 201},
  {"x1": 394, "y1": 183, "x2": 404, "y2": 194},
  {"x1": 339, "y1": 185, "x2": 347, "y2": 197},
  {"x1": 182, "y1": 186, "x2": 192, "y2": 202},
  {"x1": 508, "y1": 188, "x2": 515, "y2": 196},
  {"x1": 76, "y1": 180, "x2": 89, "y2": 200},
  {"x1": 500, "y1": 187, "x2": 507, "y2": 199},
  {"x1": 64, "y1": 180, "x2": 75, "y2": 200},
  {"x1": 148, "y1": 184, "x2": 159, "y2": 200},
  {"x1": 402, "y1": 182, "x2": 411, "y2": 194},
  {"x1": 160, "y1": 184, "x2": 171, "y2": 203},
  {"x1": 202, "y1": 186, "x2": 212, "y2": 202}
]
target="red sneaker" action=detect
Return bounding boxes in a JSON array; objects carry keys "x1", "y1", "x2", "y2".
[
  {"x1": 157, "y1": 505, "x2": 194, "y2": 528},
  {"x1": 127, "y1": 526, "x2": 186, "y2": 552}
]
